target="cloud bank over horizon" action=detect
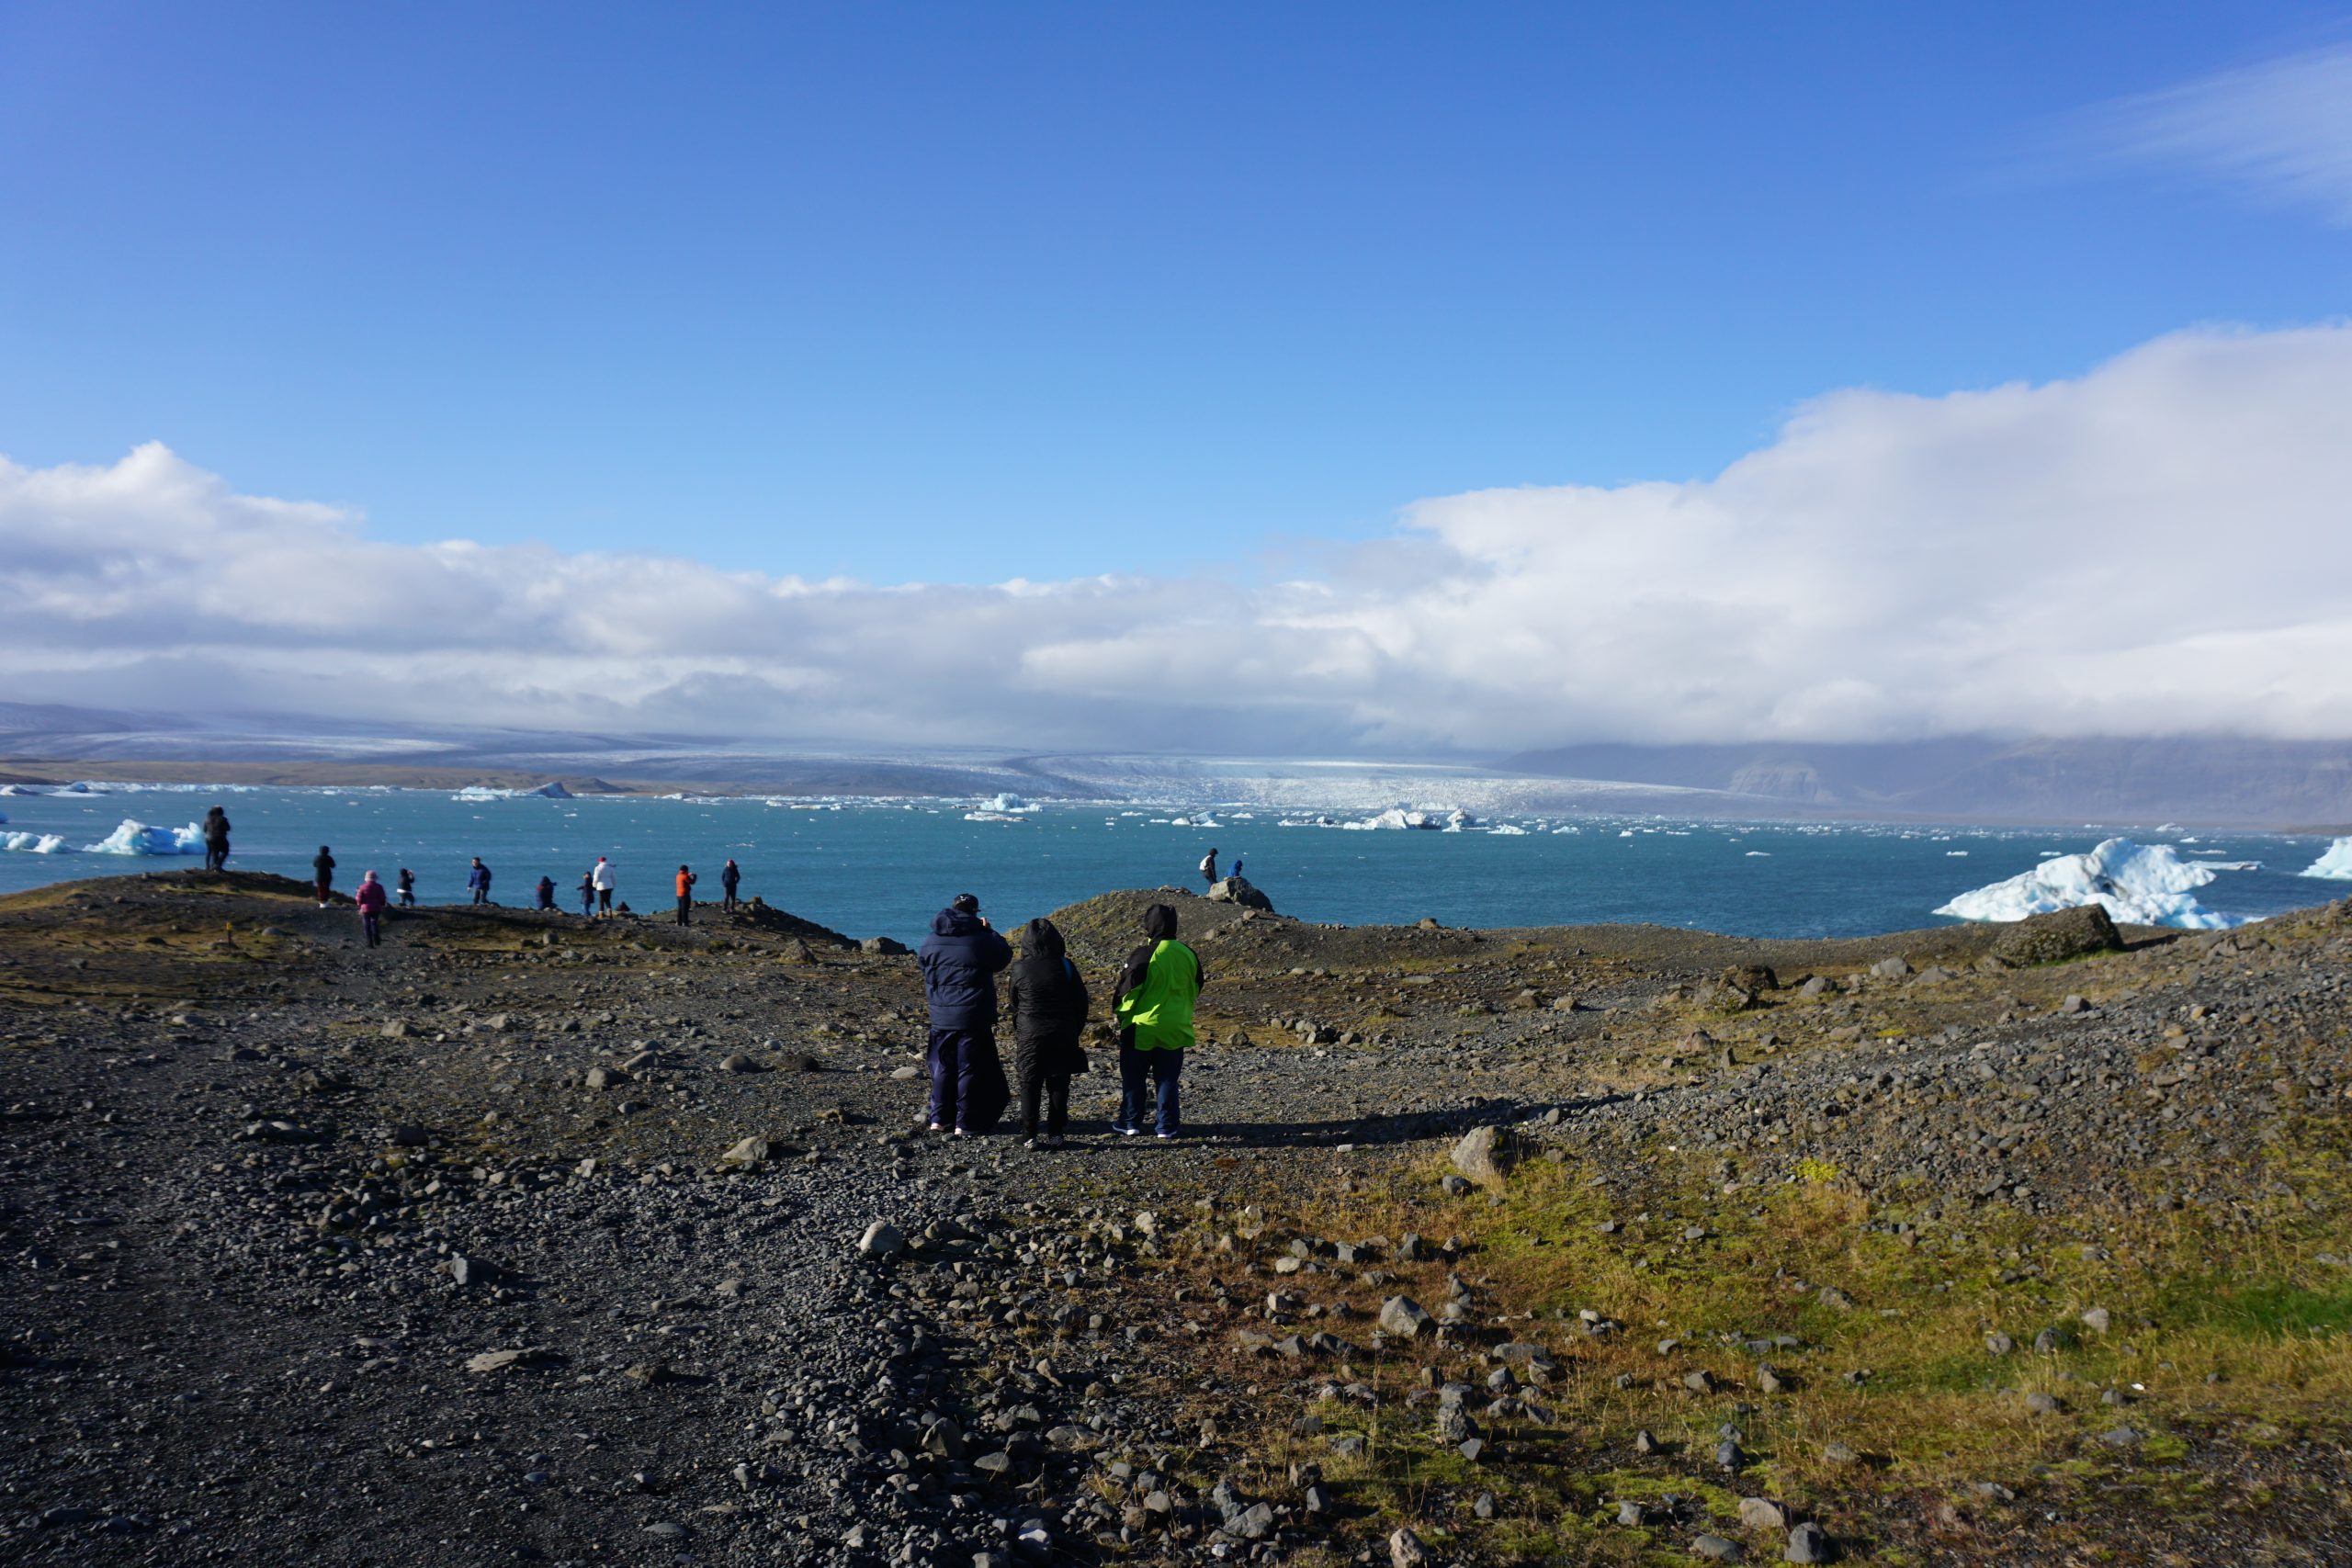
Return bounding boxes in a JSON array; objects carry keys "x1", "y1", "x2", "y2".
[{"x1": 7, "y1": 322, "x2": 2352, "y2": 758}]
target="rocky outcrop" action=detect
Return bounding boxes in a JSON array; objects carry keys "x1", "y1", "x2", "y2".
[
  {"x1": 1993, "y1": 904, "x2": 2124, "y2": 966},
  {"x1": 1204, "y1": 875, "x2": 1275, "y2": 912}
]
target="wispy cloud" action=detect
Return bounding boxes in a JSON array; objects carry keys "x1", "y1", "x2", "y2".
[
  {"x1": 7, "y1": 322, "x2": 2352, "y2": 753},
  {"x1": 2070, "y1": 42, "x2": 2352, "y2": 223}
]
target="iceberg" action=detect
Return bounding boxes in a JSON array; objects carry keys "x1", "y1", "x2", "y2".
[
  {"x1": 1935, "y1": 838, "x2": 2251, "y2": 930},
  {"x1": 978, "y1": 793, "x2": 1040, "y2": 815},
  {"x1": 85, "y1": 818, "x2": 206, "y2": 856},
  {"x1": 451, "y1": 781, "x2": 572, "y2": 801},
  {"x1": 1340, "y1": 807, "x2": 1451, "y2": 831},
  {"x1": 1487, "y1": 823, "x2": 1528, "y2": 836},
  {"x1": 2301, "y1": 838, "x2": 2352, "y2": 880},
  {"x1": 3, "y1": 831, "x2": 72, "y2": 854}
]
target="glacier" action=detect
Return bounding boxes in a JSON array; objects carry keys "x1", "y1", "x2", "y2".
[
  {"x1": 85, "y1": 819, "x2": 206, "y2": 856},
  {"x1": 1935, "y1": 838, "x2": 2252, "y2": 929},
  {"x1": 2301, "y1": 838, "x2": 2352, "y2": 880}
]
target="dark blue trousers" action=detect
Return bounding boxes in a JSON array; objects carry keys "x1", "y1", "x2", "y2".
[{"x1": 1118, "y1": 1043, "x2": 1183, "y2": 1134}]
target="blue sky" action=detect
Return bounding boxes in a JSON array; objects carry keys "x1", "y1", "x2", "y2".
[{"x1": 2, "y1": 1, "x2": 2348, "y2": 588}]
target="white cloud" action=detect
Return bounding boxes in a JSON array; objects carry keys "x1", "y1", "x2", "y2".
[
  {"x1": 6, "y1": 321, "x2": 2352, "y2": 753},
  {"x1": 2070, "y1": 42, "x2": 2352, "y2": 222}
]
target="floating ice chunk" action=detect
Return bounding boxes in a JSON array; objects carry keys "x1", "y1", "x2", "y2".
[
  {"x1": 1936, "y1": 838, "x2": 2252, "y2": 929},
  {"x1": 978, "y1": 793, "x2": 1039, "y2": 815},
  {"x1": 1947, "y1": 850, "x2": 1969, "y2": 856},
  {"x1": 451, "y1": 781, "x2": 571, "y2": 801},
  {"x1": 4, "y1": 831, "x2": 72, "y2": 853},
  {"x1": 1487, "y1": 823, "x2": 1528, "y2": 836},
  {"x1": 85, "y1": 818, "x2": 205, "y2": 855},
  {"x1": 2301, "y1": 838, "x2": 2352, "y2": 880},
  {"x1": 1341, "y1": 807, "x2": 1447, "y2": 831},
  {"x1": 1745, "y1": 851, "x2": 1770, "y2": 857}
]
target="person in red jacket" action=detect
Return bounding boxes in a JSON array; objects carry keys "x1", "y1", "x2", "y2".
[
  {"x1": 674, "y1": 864, "x2": 697, "y2": 927},
  {"x1": 354, "y1": 870, "x2": 389, "y2": 948}
]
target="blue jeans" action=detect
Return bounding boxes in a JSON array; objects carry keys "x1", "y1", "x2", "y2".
[{"x1": 1118, "y1": 1043, "x2": 1183, "y2": 1134}]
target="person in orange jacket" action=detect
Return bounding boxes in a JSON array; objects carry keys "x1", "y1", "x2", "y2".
[{"x1": 674, "y1": 863, "x2": 697, "y2": 927}]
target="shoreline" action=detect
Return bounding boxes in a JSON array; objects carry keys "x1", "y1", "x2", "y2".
[{"x1": 4, "y1": 753, "x2": 2347, "y2": 834}]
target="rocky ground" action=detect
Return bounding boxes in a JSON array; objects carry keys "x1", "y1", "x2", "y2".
[{"x1": 3, "y1": 871, "x2": 2349, "y2": 1566}]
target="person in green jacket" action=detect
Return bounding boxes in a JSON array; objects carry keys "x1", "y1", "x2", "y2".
[{"x1": 1112, "y1": 903, "x2": 1205, "y2": 1139}]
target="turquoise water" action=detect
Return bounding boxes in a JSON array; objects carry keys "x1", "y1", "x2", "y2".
[{"x1": 0, "y1": 785, "x2": 2336, "y2": 945}]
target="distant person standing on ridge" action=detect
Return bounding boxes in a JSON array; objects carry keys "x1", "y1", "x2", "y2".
[
  {"x1": 916, "y1": 893, "x2": 1013, "y2": 1135},
  {"x1": 311, "y1": 846, "x2": 336, "y2": 908},
  {"x1": 674, "y1": 864, "x2": 696, "y2": 926},
  {"x1": 467, "y1": 857, "x2": 493, "y2": 906},
  {"x1": 534, "y1": 874, "x2": 556, "y2": 911},
  {"x1": 591, "y1": 856, "x2": 616, "y2": 917},
  {"x1": 354, "y1": 870, "x2": 388, "y2": 947},
  {"x1": 1113, "y1": 904, "x2": 1205, "y2": 1140},
  {"x1": 1199, "y1": 848, "x2": 1218, "y2": 888},
  {"x1": 720, "y1": 858, "x2": 741, "y2": 913},
  {"x1": 1006, "y1": 918, "x2": 1089, "y2": 1150},
  {"x1": 201, "y1": 806, "x2": 231, "y2": 872},
  {"x1": 396, "y1": 867, "x2": 416, "y2": 907},
  {"x1": 576, "y1": 869, "x2": 594, "y2": 917}
]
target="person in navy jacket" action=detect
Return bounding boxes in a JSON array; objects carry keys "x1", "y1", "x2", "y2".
[{"x1": 915, "y1": 893, "x2": 1013, "y2": 1134}]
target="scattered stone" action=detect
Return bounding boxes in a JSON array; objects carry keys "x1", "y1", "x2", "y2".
[
  {"x1": 857, "y1": 1221, "x2": 904, "y2": 1259},
  {"x1": 1388, "y1": 1528, "x2": 1431, "y2": 1567},
  {"x1": 1784, "y1": 1521, "x2": 1831, "y2": 1563},
  {"x1": 1379, "y1": 1296, "x2": 1433, "y2": 1338},
  {"x1": 1450, "y1": 1123, "x2": 1517, "y2": 1187}
]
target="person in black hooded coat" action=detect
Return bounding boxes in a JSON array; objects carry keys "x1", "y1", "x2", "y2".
[
  {"x1": 915, "y1": 894, "x2": 1013, "y2": 1134},
  {"x1": 1005, "y1": 918, "x2": 1089, "y2": 1146}
]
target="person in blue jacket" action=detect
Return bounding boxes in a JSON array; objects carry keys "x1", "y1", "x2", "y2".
[
  {"x1": 467, "y1": 857, "x2": 493, "y2": 906},
  {"x1": 915, "y1": 893, "x2": 1013, "y2": 1135}
]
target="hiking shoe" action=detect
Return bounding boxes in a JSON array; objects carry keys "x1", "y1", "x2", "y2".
[
  {"x1": 1045, "y1": 1134, "x2": 1066, "y2": 1149},
  {"x1": 1023, "y1": 1136, "x2": 1040, "y2": 1151},
  {"x1": 1111, "y1": 1122, "x2": 1137, "y2": 1137},
  {"x1": 926, "y1": 1122, "x2": 944, "y2": 1134},
  {"x1": 1155, "y1": 1128, "x2": 1180, "y2": 1140}
]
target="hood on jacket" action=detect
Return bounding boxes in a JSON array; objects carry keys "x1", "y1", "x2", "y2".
[
  {"x1": 933, "y1": 907, "x2": 986, "y2": 938},
  {"x1": 1023, "y1": 918, "x2": 1066, "y2": 962},
  {"x1": 1143, "y1": 904, "x2": 1179, "y2": 942}
]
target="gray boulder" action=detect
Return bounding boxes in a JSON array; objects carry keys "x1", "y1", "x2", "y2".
[
  {"x1": 1451, "y1": 1123, "x2": 1517, "y2": 1187},
  {"x1": 1993, "y1": 904, "x2": 2123, "y2": 965},
  {"x1": 1204, "y1": 875, "x2": 1275, "y2": 912}
]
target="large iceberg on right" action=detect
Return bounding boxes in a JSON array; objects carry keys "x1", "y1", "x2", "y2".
[
  {"x1": 2301, "y1": 838, "x2": 2352, "y2": 880},
  {"x1": 1936, "y1": 838, "x2": 2251, "y2": 930}
]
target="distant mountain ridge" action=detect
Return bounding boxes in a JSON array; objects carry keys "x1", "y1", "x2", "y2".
[
  {"x1": 1501, "y1": 738, "x2": 2352, "y2": 827},
  {"x1": 6, "y1": 701, "x2": 2348, "y2": 825}
]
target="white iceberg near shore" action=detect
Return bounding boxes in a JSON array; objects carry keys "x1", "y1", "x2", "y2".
[
  {"x1": 4, "y1": 831, "x2": 72, "y2": 854},
  {"x1": 2301, "y1": 838, "x2": 2352, "y2": 880},
  {"x1": 85, "y1": 818, "x2": 205, "y2": 856},
  {"x1": 452, "y1": 781, "x2": 572, "y2": 801},
  {"x1": 1936, "y1": 838, "x2": 2251, "y2": 929}
]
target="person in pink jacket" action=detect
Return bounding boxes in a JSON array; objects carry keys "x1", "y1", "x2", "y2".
[{"x1": 355, "y1": 870, "x2": 390, "y2": 948}]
